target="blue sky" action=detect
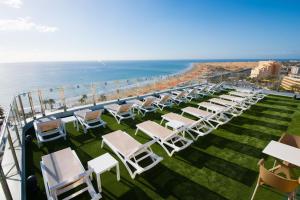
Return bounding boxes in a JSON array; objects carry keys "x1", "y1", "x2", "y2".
[{"x1": 0, "y1": 0, "x2": 299, "y2": 62}]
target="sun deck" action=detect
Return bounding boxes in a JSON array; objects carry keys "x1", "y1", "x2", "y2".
[{"x1": 23, "y1": 93, "x2": 300, "y2": 200}]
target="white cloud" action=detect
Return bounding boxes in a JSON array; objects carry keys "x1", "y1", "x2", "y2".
[
  {"x1": 0, "y1": 0, "x2": 23, "y2": 8},
  {"x1": 0, "y1": 17, "x2": 58, "y2": 32}
]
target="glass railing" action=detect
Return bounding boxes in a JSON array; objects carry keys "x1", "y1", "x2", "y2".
[
  {"x1": 0, "y1": 99, "x2": 23, "y2": 200},
  {"x1": 0, "y1": 68, "x2": 253, "y2": 200}
]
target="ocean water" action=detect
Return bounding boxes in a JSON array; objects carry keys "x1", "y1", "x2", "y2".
[
  {"x1": 0, "y1": 60, "x2": 196, "y2": 108},
  {"x1": 0, "y1": 59, "x2": 284, "y2": 108}
]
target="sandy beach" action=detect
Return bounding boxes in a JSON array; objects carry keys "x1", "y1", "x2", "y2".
[{"x1": 102, "y1": 61, "x2": 258, "y2": 101}]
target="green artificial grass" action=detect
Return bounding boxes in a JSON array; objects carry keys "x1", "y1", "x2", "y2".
[{"x1": 25, "y1": 93, "x2": 300, "y2": 200}]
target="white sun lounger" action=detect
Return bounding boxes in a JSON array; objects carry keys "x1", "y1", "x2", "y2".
[
  {"x1": 208, "y1": 98, "x2": 243, "y2": 116},
  {"x1": 161, "y1": 112, "x2": 214, "y2": 140},
  {"x1": 135, "y1": 120, "x2": 193, "y2": 156},
  {"x1": 34, "y1": 118, "x2": 66, "y2": 148},
  {"x1": 236, "y1": 88, "x2": 266, "y2": 100},
  {"x1": 197, "y1": 102, "x2": 232, "y2": 123},
  {"x1": 170, "y1": 91, "x2": 188, "y2": 105},
  {"x1": 153, "y1": 94, "x2": 173, "y2": 110},
  {"x1": 74, "y1": 109, "x2": 106, "y2": 133},
  {"x1": 229, "y1": 91, "x2": 258, "y2": 104},
  {"x1": 181, "y1": 107, "x2": 223, "y2": 129},
  {"x1": 219, "y1": 94, "x2": 251, "y2": 110},
  {"x1": 184, "y1": 88, "x2": 200, "y2": 101},
  {"x1": 104, "y1": 103, "x2": 135, "y2": 124},
  {"x1": 41, "y1": 148, "x2": 101, "y2": 200},
  {"x1": 204, "y1": 82, "x2": 225, "y2": 95},
  {"x1": 195, "y1": 85, "x2": 210, "y2": 97},
  {"x1": 101, "y1": 130, "x2": 162, "y2": 179},
  {"x1": 128, "y1": 97, "x2": 157, "y2": 116}
]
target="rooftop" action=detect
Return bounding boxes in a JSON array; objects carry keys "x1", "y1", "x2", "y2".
[{"x1": 24, "y1": 92, "x2": 300, "y2": 200}]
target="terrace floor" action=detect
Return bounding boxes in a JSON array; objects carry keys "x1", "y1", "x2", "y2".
[{"x1": 25, "y1": 93, "x2": 300, "y2": 200}]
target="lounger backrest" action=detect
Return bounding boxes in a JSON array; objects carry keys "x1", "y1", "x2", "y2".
[
  {"x1": 160, "y1": 95, "x2": 170, "y2": 104},
  {"x1": 188, "y1": 88, "x2": 197, "y2": 95},
  {"x1": 37, "y1": 119, "x2": 61, "y2": 132},
  {"x1": 85, "y1": 110, "x2": 101, "y2": 121},
  {"x1": 177, "y1": 91, "x2": 185, "y2": 98},
  {"x1": 119, "y1": 104, "x2": 133, "y2": 113},
  {"x1": 142, "y1": 97, "x2": 155, "y2": 107}
]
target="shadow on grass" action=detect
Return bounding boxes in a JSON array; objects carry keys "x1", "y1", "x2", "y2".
[
  {"x1": 140, "y1": 164, "x2": 229, "y2": 200},
  {"x1": 176, "y1": 147, "x2": 258, "y2": 187},
  {"x1": 243, "y1": 110, "x2": 292, "y2": 122},
  {"x1": 104, "y1": 185, "x2": 152, "y2": 200},
  {"x1": 265, "y1": 96, "x2": 299, "y2": 102},
  {"x1": 230, "y1": 116, "x2": 288, "y2": 131},
  {"x1": 260, "y1": 100, "x2": 298, "y2": 108},
  {"x1": 194, "y1": 133, "x2": 265, "y2": 158},
  {"x1": 251, "y1": 105, "x2": 294, "y2": 114},
  {"x1": 221, "y1": 124, "x2": 280, "y2": 141}
]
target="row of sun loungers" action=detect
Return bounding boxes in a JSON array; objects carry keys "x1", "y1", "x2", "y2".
[{"x1": 37, "y1": 83, "x2": 267, "y2": 199}]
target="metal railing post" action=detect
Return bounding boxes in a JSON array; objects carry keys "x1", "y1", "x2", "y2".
[
  {"x1": 0, "y1": 165, "x2": 13, "y2": 200},
  {"x1": 91, "y1": 83, "x2": 96, "y2": 106},
  {"x1": 6, "y1": 126, "x2": 21, "y2": 175},
  {"x1": 13, "y1": 98, "x2": 21, "y2": 125},
  {"x1": 18, "y1": 95, "x2": 26, "y2": 124},
  {"x1": 28, "y1": 92, "x2": 36, "y2": 119},
  {"x1": 38, "y1": 90, "x2": 45, "y2": 116},
  {"x1": 59, "y1": 87, "x2": 67, "y2": 112},
  {"x1": 10, "y1": 107, "x2": 21, "y2": 146}
]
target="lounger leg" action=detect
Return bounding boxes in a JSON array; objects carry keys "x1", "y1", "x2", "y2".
[
  {"x1": 101, "y1": 140, "x2": 104, "y2": 148},
  {"x1": 135, "y1": 128, "x2": 139, "y2": 135},
  {"x1": 160, "y1": 118, "x2": 164, "y2": 124},
  {"x1": 116, "y1": 163, "x2": 120, "y2": 181},
  {"x1": 76, "y1": 120, "x2": 79, "y2": 131},
  {"x1": 96, "y1": 174, "x2": 102, "y2": 192}
]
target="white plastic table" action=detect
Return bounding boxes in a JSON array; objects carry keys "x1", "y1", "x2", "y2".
[
  {"x1": 87, "y1": 153, "x2": 120, "y2": 192},
  {"x1": 263, "y1": 140, "x2": 300, "y2": 167},
  {"x1": 61, "y1": 116, "x2": 77, "y2": 133}
]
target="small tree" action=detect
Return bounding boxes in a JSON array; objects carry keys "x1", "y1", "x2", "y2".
[
  {"x1": 43, "y1": 99, "x2": 49, "y2": 109},
  {"x1": 48, "y1": 99, "x2": 56, "y2": 110},
  {"x1": 0, "y1": 105, "x2": 4, "y2": 118},
  {"x1": 79, "y1": 94, "x2": 88, "y2": 104}
]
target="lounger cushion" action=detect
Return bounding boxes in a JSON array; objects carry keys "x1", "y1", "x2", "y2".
[
  {"x1": 137, "y1": 120, "x2": 174, "y2": 141},
  {"x1": 102, "y1": 130, "x2": 142, "y2": 158},
  {"x1": 74, "y1": 109, "x2": 92, "y2": 119},
  {"x1": 210, "y1": 98, "x2": 237, "y2": 106},
  {"x1": 42, "y1": 148, "x2": 85, "y2": 188},
  {"x1": 162, "y1": 113, "x2": 195, "y2": 126},
  {"x1": 220, "y1": 95, "x2": 245, "y2": 102},
  {"x1": 198, "y1": 102, "x2": 227, "y2": 111},
  {"x1": 128, "y1": 99, "x2": 143, "y2": 106},
  {"x1": 104, "y1": 104, "x2": 120, "y2": 112},
  {"x1": 143, "y1": 97, "x2": 155, "y2": 107},
  {"x1": 119, "y1": 104, "x2": 133, "y2": 113},
  {"x1": 37, "y1": 119, "x2": 61, "y2": 132},
  {"x1": 182, "y1": 107, "x2": 212, "y2": 118},
  {"x1": 85, "y1": 110, "x2": 101, "y2": 121}
]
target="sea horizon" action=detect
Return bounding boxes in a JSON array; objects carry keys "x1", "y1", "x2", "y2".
[{"x1": 0, "y1": 58, "x2": 298, "y2": 108}]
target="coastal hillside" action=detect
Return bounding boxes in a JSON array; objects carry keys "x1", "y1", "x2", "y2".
[{"x1": 192, "y1": 62, "x2": 258, "y2": 76}]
